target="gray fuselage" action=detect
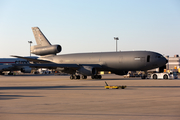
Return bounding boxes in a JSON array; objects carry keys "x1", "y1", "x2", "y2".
[{"x1": 43, "y1": 51, "x2": 167, "y2": 72}]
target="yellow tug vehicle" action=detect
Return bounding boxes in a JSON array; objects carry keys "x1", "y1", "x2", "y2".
[{"x1": 104, "y1": 81, "x2": 126, "y2": 89}]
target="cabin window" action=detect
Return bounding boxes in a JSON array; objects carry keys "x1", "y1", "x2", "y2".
[{"x1": 147, "y1": 55, "x2": 150, "y2": 62}]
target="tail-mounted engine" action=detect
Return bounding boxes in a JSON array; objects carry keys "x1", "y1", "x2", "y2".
[{"x1": 31, "y1": 45, "x2": 62, "y2": 56}]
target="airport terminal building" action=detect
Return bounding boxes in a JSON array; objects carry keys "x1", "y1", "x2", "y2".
[{"x1": 166, "y1": 55, "x2": 180, "y2": 72}]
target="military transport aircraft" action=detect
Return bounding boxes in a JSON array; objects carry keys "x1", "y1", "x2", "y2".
[{"x1": 12, "y1": 27, "x2": 168, "y2": 79}]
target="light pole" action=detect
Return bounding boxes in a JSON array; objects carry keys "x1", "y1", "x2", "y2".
[
  {"x1": 28, "y1": 41, "x2": 32, "y2": 56},
  {"x1": 114, "y1": 37, "x2": 119, "y2": 52}
]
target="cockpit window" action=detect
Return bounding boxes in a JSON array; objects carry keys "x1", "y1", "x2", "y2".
[{"x1": 156, "y1": 55, "x2": 163, "y2": 58}]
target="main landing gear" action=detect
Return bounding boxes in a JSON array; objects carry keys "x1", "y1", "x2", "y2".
[
  {"x1": 70, "y1": 75, "x2": 80, "y2": 80},
  {"x1": 70, "y1": 75, "x2": 88, "y2": 80},
  {"x1": 82, "y1": 75, "x2": 87, "y2": 79},
  {"x1": 70, "y1": 74, "x2": 102, "y2": 80},
  {"x1": 91, "y1": 75, "x2": 102, "y2": 79}
]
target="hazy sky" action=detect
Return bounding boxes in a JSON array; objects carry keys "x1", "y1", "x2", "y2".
[{"x1": 0, "y1": 0, "x2": 180, "y2": 58}]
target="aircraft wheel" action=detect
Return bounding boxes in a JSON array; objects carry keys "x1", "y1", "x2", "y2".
[
  {"x1": 163, "y1": 74, "x2": 168, "y2": 79},
  {"x1": 94, "y1": 75, "x2": 97, "y2": 79},
  {"x1": 92, "y1": 75, "x2": 102, "y2": 79},
  {"x1": 75, "y1": 75, "x2": 80, "y2": 79},
  {"x1": 98, "y1": 75, "x2": 102, "y2": 79},
  {"x1": 94, "y1": 75, "x2": 99, "y2": 79},
  {"x1": 70, "y1": 75, "x2": 75, "y2": 80},
  {"x1": 82, "y1": 75, "x2": 87, "y2": 79},
  {"x1": 91, "y1": 75, "x2": 95, "y2": 79},
  {"x1": 153, "y1": 74, "x2": 157, "y2": 79}
]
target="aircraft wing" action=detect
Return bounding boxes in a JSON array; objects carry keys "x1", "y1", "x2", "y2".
[
  {"x1": 12, "y1": 63, "x2": 79, "y2": 69},
  {"x1": 11, "y1": 55, "x2": 102, "y2": 69},
  {"x1": 12, "y1": 63, "x2": 102, "y2": 69},
  {"x1": 11, "y1": 55, "x2": 52, "y2": 63}
]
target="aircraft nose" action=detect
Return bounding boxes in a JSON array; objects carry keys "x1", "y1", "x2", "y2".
[
  {"x1": 162, "y1": 57, "x2": 168, "y2": 65},
  {"x1": 160, "y1": 56, "x2": 168, "y2": 65},
  {"x1": 166, "y1": 59, "x2": 168, "y2": 64}
]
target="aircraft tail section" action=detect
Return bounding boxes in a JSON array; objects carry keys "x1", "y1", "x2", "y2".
[
  {"x1": 31, "y1": 27, "x2": 62, "y2": 56},
  {"x1": 32, "y1": 27, "x2": 51, "y2": 46}
]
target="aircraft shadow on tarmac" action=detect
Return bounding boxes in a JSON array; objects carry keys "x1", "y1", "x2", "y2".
[
  {"x1": 89, "y1": 78, "x2": 180, "y2": 81},
  {"x1": 0, "y1": 86, "x2": 102, "y2": 90},
  {"x1": 0, "y1": 85, "x2": 180, "y2": 91},
  {"x1": 0, "y1": 94, "x2": 43, "y2": 100},
  {"x1": 129, "y1": 86, "x2": 180, "y2": 88},
  {"x1": 98, "y1": 78, "x2": 141, "y2": 80}
]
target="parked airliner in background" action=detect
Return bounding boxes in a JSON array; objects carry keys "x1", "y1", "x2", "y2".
[
  {"x1": 12, "y1": 27, "x2": 168, "y2": 79},
  {"x1": 0, "y1": 58, "x2": 36, "y2": 75}
]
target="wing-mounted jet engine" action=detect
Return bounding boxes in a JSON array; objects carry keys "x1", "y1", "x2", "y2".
[
  {"x1": 78, "y1": 66, "x2": 97, "y2": 76},
  {"x1": 21, "y1": 67, "x2": 32, "y2": 73},
  {"x1": 31, "y1": 27, "x2": 62, "y2": 56}
]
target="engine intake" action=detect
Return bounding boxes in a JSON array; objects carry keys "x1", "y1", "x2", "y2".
[
  {"x1": 21, "y1": 67, "x2": 32, "y2": 73},
  {"x1": 31, "y1": 45, "x2": 62, "y2": 56}
]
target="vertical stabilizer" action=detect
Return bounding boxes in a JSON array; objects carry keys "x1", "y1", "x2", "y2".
[{"x1": 32, "y1": 27, "x2": 51, "y2": 46}]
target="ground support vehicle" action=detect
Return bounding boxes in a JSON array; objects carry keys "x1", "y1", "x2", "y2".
[
  {"x1": 148, "y1": 72, "x2": 178, "y2": 79},
  {"x1": 104, "y1": 81, "x2": 126, "y2": 89}
]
